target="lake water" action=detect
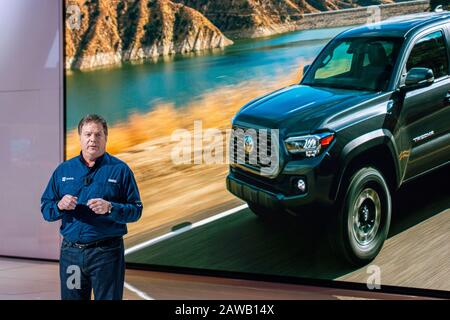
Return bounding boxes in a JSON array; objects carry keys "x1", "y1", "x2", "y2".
[{"x1": 65, "y1": 26, "x2": 352, "y2": 131}]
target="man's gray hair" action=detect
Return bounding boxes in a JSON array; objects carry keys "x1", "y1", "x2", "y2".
[{"x1": 77, "y1": 114, "x2": 108, "y2": 136}]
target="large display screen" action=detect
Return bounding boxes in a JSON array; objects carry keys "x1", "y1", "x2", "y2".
[{"x1": 65, "y1": 0, "x2": 449, "y2": 295}]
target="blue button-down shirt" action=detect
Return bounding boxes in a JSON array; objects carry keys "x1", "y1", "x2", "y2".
[{"x1": 40, "y1": 152, "x2": 143, "y2": 243}]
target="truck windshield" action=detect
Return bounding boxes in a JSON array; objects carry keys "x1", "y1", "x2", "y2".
[{"x1": 303, "y1": 37, "x2": 403, "y2": 91}]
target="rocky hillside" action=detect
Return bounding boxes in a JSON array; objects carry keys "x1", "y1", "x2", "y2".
[
  {"x1": 65, "y1": 0, "x2": 233, "y2": 70},
  {"x1": 172, "y1": 0, "x2": 395, "y2": 37}
]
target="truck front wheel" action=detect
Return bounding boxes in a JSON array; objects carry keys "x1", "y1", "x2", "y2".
[{"x1": 331, "y1": 167, "x2": 392, "y2": 266}]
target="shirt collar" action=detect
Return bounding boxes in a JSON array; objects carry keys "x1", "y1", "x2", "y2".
[{"x1": 79, "y1": 151, "x2": 107, "y2": 169}]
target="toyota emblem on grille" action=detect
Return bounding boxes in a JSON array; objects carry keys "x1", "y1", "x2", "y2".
[{"x1": 244, "y1": 135, "x2": 254, "y2": 154}]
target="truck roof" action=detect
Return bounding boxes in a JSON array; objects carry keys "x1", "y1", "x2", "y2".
[{"x1": 337, "y1": 11, "x2": 450, "y2": 39}]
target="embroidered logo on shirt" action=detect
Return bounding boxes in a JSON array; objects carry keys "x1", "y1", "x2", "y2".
[
  {"x1": 108, "y1": 179, "x2": 117, "y2": 183},
  {"x1": 62, "y1": 177, "x2": 75, "y2": 182}
]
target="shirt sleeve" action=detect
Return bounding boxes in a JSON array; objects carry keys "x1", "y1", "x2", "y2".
[
  {"x1": 40, "y1": 169, "x2": 64, "y2": 222},
  {"x1": 108, "y1": 166, "x2": 143, "y2": 224}
]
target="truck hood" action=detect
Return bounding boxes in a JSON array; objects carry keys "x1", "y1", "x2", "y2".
[{"x1": 234, "y1": 84, "x2": 381, "y2": 133}]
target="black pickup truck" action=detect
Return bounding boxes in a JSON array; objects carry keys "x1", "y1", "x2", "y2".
[{"x1": 227, "y1": 12, "x2": 450, "y2": 266}]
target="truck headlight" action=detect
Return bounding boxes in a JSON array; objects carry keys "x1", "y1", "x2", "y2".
[{"x1": 285, "y1": 133, "x2": 335, "y2": 157}]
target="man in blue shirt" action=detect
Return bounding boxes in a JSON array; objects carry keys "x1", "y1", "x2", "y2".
[{"x1": 41, "y1": 114, "x2": 143, "y2": 300}]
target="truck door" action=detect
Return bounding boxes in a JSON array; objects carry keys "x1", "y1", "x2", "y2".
[{"x1": 400, "y1": 29, "x2": 450, "y2": 180}]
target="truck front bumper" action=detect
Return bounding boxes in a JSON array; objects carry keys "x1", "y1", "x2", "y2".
[{"x1": 226, "y1": 161, "x2": 335, "y2": 211}]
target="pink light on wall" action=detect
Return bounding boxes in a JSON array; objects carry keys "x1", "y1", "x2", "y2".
[{"x1": 0, "y1": 0, "x2": 63, "y2": 260}]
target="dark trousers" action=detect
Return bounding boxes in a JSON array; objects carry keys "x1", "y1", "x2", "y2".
[{"x1": 59, "y1": 237, "x2": 125, "y2": 300}]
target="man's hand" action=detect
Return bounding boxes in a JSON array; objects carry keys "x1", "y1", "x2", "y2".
[
  {"x1": 57, "y1": 195, "x2": 78, "y2": 211},
  {"x1": 87, "y1": 198, "x2": 111, "y2": 215}
]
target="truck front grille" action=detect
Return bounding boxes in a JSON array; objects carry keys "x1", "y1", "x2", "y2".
[{"x1": 230, "y1": 126, "x2": 280, "y2": 176}]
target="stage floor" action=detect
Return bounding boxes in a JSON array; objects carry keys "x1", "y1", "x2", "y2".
[{"x1": 0, "y1": 257, "x2": 431, "y2": 300}]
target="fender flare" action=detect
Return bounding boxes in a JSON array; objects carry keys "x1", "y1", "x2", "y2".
[{"x1": 331, "y1": 129, "x2": 401, "y2": 201}]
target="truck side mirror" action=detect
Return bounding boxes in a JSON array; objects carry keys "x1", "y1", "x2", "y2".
[
  {"x1": 404, "y1": 67, "x2": 434, "y2": 90},
  {"x1": 303, "y1": 64, "x2": 311, "y2": 76}
]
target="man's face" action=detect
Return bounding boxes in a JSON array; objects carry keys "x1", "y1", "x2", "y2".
[{"x1": 79, "y1": 121, "x2": 107, "y2": 160}]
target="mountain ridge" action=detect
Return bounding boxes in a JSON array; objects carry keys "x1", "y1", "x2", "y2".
[{"x1": 65, "y1": 0, "x2": 427, "y2": 71}]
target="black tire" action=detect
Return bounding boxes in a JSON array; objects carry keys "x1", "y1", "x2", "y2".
[{"x1": 330, "y1": 167, "x2": 392, "y2": 266}]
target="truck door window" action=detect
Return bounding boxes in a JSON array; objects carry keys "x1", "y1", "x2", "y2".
[{"x1": 406, "y1": 31, "x2": 449, "y2": 79}]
